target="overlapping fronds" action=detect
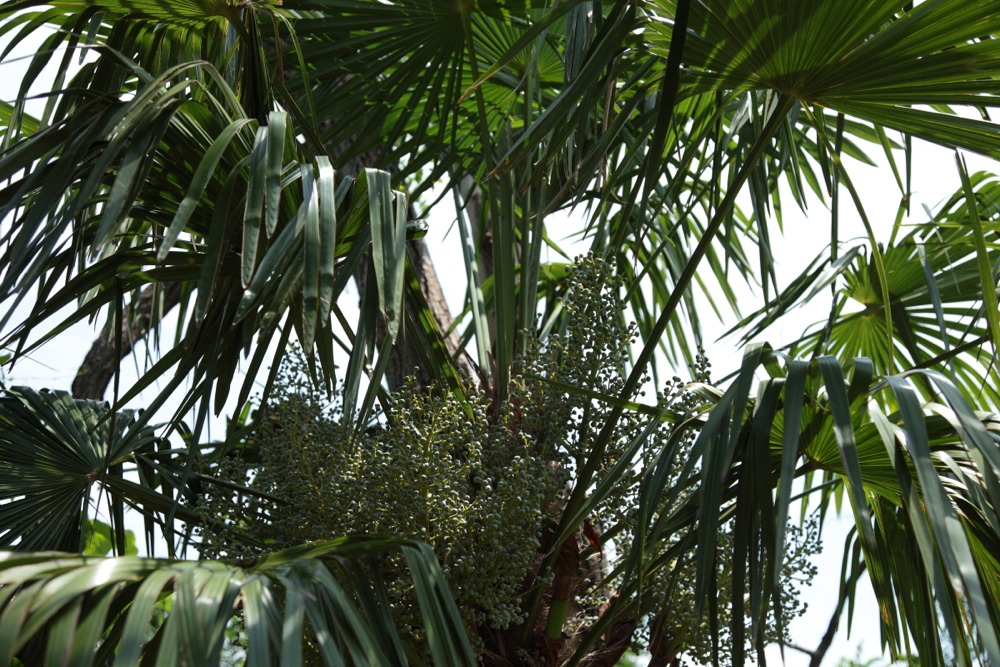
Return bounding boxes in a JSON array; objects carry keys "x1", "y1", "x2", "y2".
[
  {"x1": 2, "y1": 0, "x2": 1000, "y2": 664},
  {"x1": 731, "y1": 173, "x2": 1000, "y2": 409},
  {"x1": 610, "y1": 350, "x2": 1000, "y2": 665},
  {"x1": 0, "y1": 387, "x2": 162, "y2": 553},
  {"x1": 0, "y1": 2, "x2": 414, "y2": 419},
  {"x1": 0, "y1": 538, "x2": 476, "y2": 667}
]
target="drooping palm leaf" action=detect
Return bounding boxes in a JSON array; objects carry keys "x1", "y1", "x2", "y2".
[
  {"x1": 731, "y1": 173, "x2": 1000, "y2": 408},
  {"x1": 0, "y1": 3, "x2": 413, "y2": 422},
  {"x1": 0, "y1": 537, "x2": 476, "y2": 666},
  {"x1": 595, "y1": 351, "x2": 1000, "y2": 665},
  {"x1": 3, "y1": 0, "x2": 1000, "y2": 664},
  {"x1": 521, "y1": 0, "x2": 1000, "y2": 374}
]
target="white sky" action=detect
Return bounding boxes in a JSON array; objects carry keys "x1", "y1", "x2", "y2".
[{"x1": 2, "y1": 19, "x2": 997, "y2": 667}]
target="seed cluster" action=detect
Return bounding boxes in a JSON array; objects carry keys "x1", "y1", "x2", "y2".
[{"x1": 200, "y1": 365, "x2": 560, "y2": 636}]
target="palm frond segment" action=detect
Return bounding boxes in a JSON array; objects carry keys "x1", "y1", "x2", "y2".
[
  {"x1": 646, "y1": 0, "x2": 1000, "y2": 158},
  {"x1": 0, "y1": 37, "x2": 410, "y2": 420},
  {"x1": 629, "y1": 351, "x2": 1000, "y2": 664},
  {"x1": 0, "y1": 537, "x2": 476, "y2": 667},
  {"x1": 0, "y1": 387, "x2": 162, "y2": 553},
  {"x1": 731, "y1": 174, "x2": 1000, "y2": 409}
]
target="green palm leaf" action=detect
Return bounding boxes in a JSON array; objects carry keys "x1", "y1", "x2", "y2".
[
  {"x1": 618, "y1": 353, "x2": 1000, "y2": 665},
  {"x1": 0, "y1": 537, "x2": 476, "y2": 666},
  {"x1": 0, "y1": 10, "x2": 412, "y2": 420},
  {"x1": 733, "y1": 174, "x2": 1000, "y2": 408},
  {"x1": 0, "y1": 387, "x2": 166, "y2": 552},
  {"x1": 655, "y1": 0, "x2": 1000, "y2": 155},
  {"x1": 4, "y1": 0, "x2": 1000, "y2": 663}
]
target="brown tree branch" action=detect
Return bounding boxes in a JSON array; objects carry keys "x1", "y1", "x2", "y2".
[
  {"x1": 72, "y1": 283, "x2": 182, "y2": 401},
  {"x1": 809, "y1": 561, "x2": 868, "y2": 667}
]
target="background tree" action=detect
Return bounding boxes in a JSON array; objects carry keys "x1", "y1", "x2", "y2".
[{"x1": 2, "y1": 0, "x2": 1000, "y2": 665}]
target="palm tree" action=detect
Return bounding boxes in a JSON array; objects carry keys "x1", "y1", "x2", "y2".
[{"x1": 2, "y1": 0, "x2": 1000, "y2": 664}]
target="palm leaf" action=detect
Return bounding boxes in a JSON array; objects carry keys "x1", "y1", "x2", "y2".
[
  {"x1": 0, "y1": 537, "x2": 476, "y2": 666},
  {"x1": 733, "y1": 174, "x2": 1000, "y2": 408},
  {"x1": 604, "y1": 352, "x2": 1000, "y2": 665},
  {"x1": 0, "y1": 12, "x2": 409, "y2": 424},
  {"x1": 0, "y1": 387, "x2": 166, "y2": 552}
]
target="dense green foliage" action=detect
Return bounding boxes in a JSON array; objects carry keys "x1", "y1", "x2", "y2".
[
  {"x1": 2, "y1": 0, "x2": 1000, "y2": 665},
  {"x1": 179, "y1": 234, "x2": 996, "y2": 664},
  {"x1": 199, "y1": 258, "x2": 819, "y2": 662}
]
